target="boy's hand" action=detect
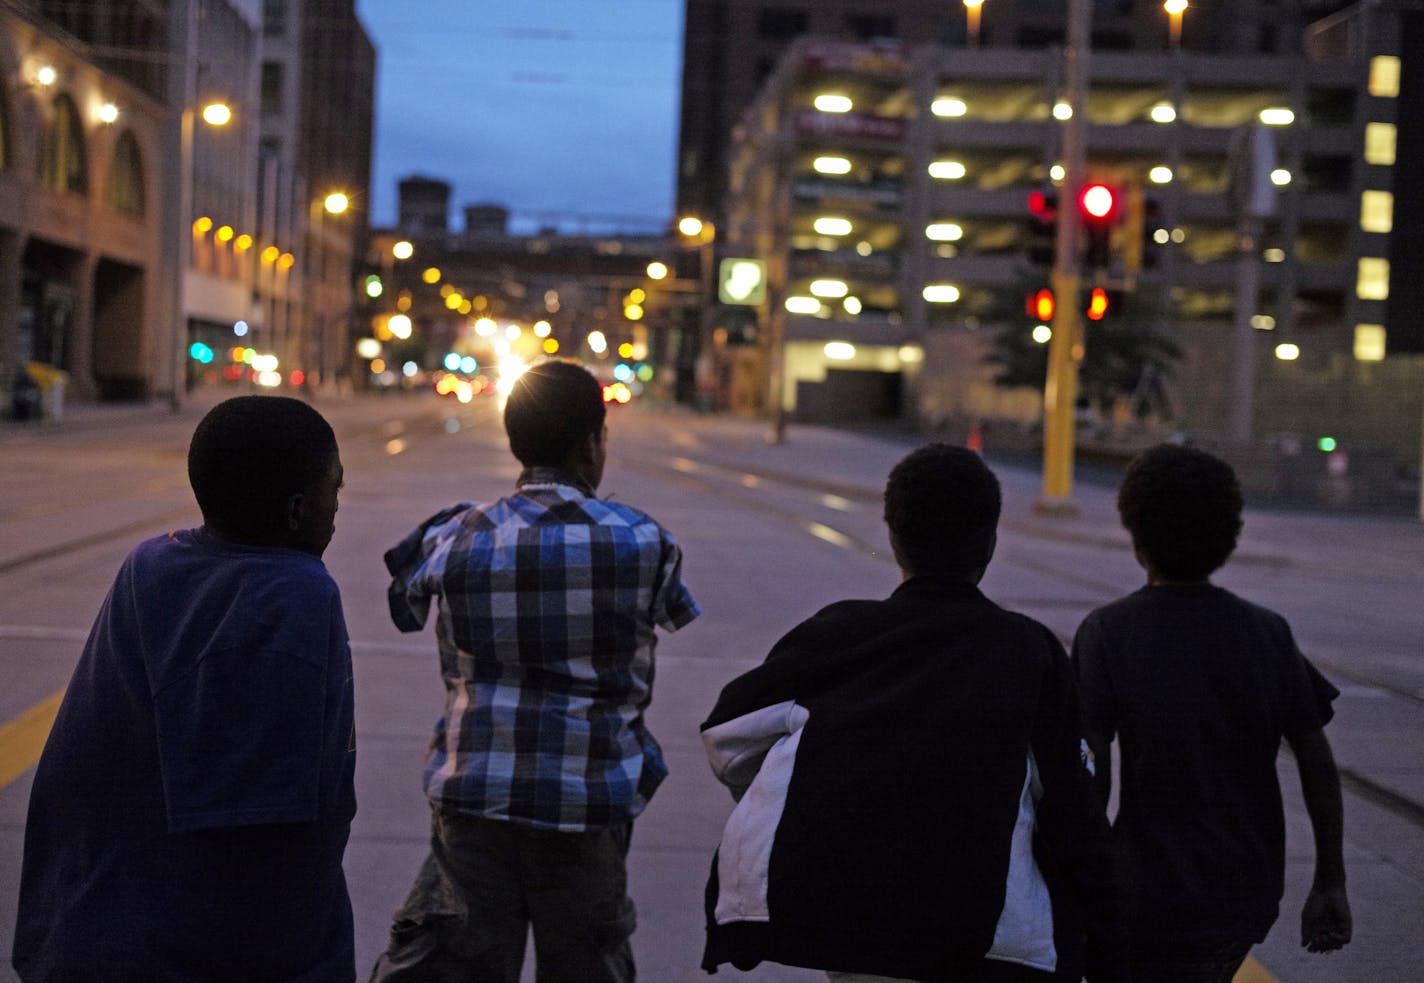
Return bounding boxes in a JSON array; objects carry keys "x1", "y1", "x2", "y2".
[{"x1": 1300, "y1": 883, "x2": 1351, "y2": 952}]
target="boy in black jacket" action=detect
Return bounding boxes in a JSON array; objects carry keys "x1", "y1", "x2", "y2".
[
  {"x1": 1073, "y1": 444, "x2": 1351, "y2": 982},
  {"x1": 701, "y1": 444, "x2": 1123, "y2": 983}
]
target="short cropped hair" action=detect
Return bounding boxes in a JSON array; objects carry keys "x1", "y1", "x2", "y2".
[
  {"x1": 883, "y1": 443, "x2": 1001, "y2": 577},
  {"x1": 1118, "y1": 443, "x2": 1243, "y2": 580},
  {"x1": 188, "y1": 395, "x2": 337, "y2": 538},
  {"x1": 504, "y1": 359, "x2": 606, "y2": 468}
]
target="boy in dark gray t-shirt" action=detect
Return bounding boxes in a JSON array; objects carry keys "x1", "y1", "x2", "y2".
[{"x1": 1072, "y1": 444, "x2": 1351, "y2": 983}]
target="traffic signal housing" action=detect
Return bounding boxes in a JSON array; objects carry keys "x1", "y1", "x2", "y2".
[
  {"x1": 1026, "y1": 190, "x2": 1057, "y2": 266},
  {"x1": 1078, "y1": 183, "x2": 1120, "y2": 270}
]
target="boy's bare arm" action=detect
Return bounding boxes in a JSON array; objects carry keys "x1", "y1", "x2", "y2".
[
  {"x1": 1086, "y1": 733, "x2": 1113, "y2": 809},
  {"x1": 1287, "y1": 727, "x2": 1352, "y2": 952}
]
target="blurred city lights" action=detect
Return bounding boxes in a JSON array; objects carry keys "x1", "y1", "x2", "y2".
[
  {"x1": 809, "y1": 279, "x2": 848, "y2": 298},
  {"x1": 392, "y1": 240, "x2": 414, "y2": 260},
  {"x1": 928, "y1": 160, "x2": 967, "y2": 180},
  {"x1": 587, "y1": 330, "x2": 608, "y2": 354},
  {"x1": 1318, "y1": 436, "x2": 1338, "y2": 452},
  {"x1": 1150, "y1": 102, "x2": 1177, "y2": 123},
  {"x1": 823, "y1": 342, "x2": 856, "y2": 360},
  {"x1": 402, "y1": 361, "x2": 418, "y2": 378},
  {"x1": 543, "y1": 339, "x2": 560, "y2": 354},
  {"x1": 1032, "y1": 324, "x2": 1053, "y2": 344},
  {"x1": 931, "y1": 97, "x2": 967, "y2": 117},
  {"x1": 1275, "y1": 343, "x2": 1301, "y2": 360},
  {"x1": 389, "y1": 314, "x2": 413, "y2": 339},
  {"x1": 533, "y1": 320, "x2": 552, "y2": 337},
  {"x1": 1259, "y1": 107, "x2": 1295, "y2": 126},
  {"x1": 422, "y1": 267, "x2": 441, "y2": 284},
  {"x1": 233, "y1": 320, "x2": 249, "y2": 337},
  {"x1": 475, "y1": 317, "x2": 497, "y2": 337},
  {"x1": 813, "y1": 156, "x2": 853, "y2": 175},
  {"x1": 201, "y1": 102, "x2": 232, "y2": 126},
  {"x1": 98, "y1": 103, "x2": 119, "y2": 124},
  {"x1": 813, "y1": 216, "x2": 852, "y2": 236},
  {"x1": 646, "y1": 261, "x2": 669, "y2": 280},
  {"x1": 813, "y1": 94, "x2": 853, "y2": 113},
  {"x1": 323, "y1": 192, "x2": 350, "y2": 214},
  {"x1": 677, "y1": 216, "x2": 705, "y2": 237},
  {"x1": 922, "y1": 284, "x2": 962, "y2": 303},
  {"x1": 785, "y1": 296, "x2": 822, "y2": 314},
  {"x1": 444, "y1": 352, "x2": 461, "y2": 371},
  {"x1": 926, "y1": 223, "x2": 964, "y2": 242},
  {"x1": 356, "y1": 338, "x2": 382, "y2": 359}
]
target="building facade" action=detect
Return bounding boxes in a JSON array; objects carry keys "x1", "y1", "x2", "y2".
[
  {"x1": 0, "y1": 0, "x2": 375, "y2": 415},
  {"x1": 717, "y1": 23, "x2": 1420, "y2": 470},
  {"x1": 0, "y1": 2, "x2": 168, "y2": 404}
]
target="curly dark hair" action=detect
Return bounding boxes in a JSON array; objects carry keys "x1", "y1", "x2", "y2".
[
  {"x1": 504, "y1": 359, "x2": 606, "y2": 468},
  {"x1": 883, "y1": 443, "x2": 1001, "y2": 578},
  {"x1": 188, "y1": 395, "x2": 337, "y2": 539},
  {"x1": 1118, "y1": 443, "x2": 1243, "y2": 581}
]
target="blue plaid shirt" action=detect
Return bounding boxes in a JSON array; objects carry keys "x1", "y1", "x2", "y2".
[{"x1": 385, "y1": 468, "x2": 700, "y2": 831}]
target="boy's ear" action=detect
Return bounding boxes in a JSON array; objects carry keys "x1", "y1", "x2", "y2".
[{"x1": 285, "y1": 492, "x2": 304, "y2": 532}]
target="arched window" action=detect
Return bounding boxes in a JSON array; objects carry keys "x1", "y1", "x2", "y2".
[
  {"x1": 38, "y1": 93, "x2": 89, "y2": 195},
  {"x1": 105, "y1": 129, "x2": 145, "y2": 216}
]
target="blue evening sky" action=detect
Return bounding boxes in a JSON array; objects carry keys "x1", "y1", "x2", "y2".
[{"x1": 354, "y1": 1, "x2": 685, "y2": 234}]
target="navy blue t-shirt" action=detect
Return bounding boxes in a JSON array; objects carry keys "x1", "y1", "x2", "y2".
[
  {"x1": 13, "y1": 529, "x2": 358, "y2": 982},
  {"x1": 1072, "y1": 583, "x2": 1337, "y2": 949}
]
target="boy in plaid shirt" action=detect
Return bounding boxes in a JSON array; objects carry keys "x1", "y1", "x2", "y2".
[{"x1": 371, "y1": 359, "x2": 699, "y2": 983}]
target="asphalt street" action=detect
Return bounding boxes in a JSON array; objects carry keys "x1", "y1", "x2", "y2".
[{"x1": 1, "y1": 390, "x2": 1421, "y2": 982}]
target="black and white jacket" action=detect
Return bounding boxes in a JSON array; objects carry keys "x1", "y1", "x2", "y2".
[{"x1": 700, "y1": 577, "x2": 1123, "y2": 982}]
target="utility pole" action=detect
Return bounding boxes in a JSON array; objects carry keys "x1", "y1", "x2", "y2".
[{"x1": 1039, "y1": 0, "x2": 1091, "y2": 513}]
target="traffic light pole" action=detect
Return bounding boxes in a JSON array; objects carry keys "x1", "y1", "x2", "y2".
[{"x1": 1039, "y1": 0, "x2": 1091, "y2": 513}]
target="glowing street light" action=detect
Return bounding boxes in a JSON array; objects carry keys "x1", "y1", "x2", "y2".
[
  {"x1": 201, "y1": 101, "x2": 232, "y2": 126},
  {"x1": 323, "y1": 191, "x2": 350, "y2": 215},
  {"x1": 1163, "y1": 0, "x2": 1188, "y2": 50},
  {"x1": 964, "y1": 0, "x2": 985, "y2": 48}
]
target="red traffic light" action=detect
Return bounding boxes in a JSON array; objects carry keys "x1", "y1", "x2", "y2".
[
  {"x1": 1079, "y1": 183, "x2": 1118, "y2": 223},
  {"x1": 1028, "y1": 190, "x2": 1057, "y2": 221},
  {"x1": 1086, "y1": 286, "x2": 1110, "y2": 321},
  {"x1": 1026, "y1": 288, "x2": 1056, "y2": 322}
]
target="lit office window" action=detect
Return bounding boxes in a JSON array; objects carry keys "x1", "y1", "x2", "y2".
[
  {"x1": 1356, "y1": 258, "x2": 1390, "y2": 300},
  {"x1": 1360, "y1": 190, "x2": 1394, "y2": 234},
  {"x1": 1364, "y1": 122, "x2": 1396, "y2": 165},
  {"x1": 1368, "y1": 56, "x2": 1401, "y2": 98},
  {"x1": 1354, "y1": 324, "x2": 1386, "y2": 362},
  {"x1": 931, "y1": 97, "x2": 967, "y2": 118}
]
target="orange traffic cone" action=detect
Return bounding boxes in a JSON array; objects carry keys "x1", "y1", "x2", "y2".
[{"x1": 967, "y1": 422, "x2": 984, "y2": 453}]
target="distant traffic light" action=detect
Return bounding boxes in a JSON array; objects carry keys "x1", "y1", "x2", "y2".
[
  {"x1": 1026, "y1": 288, "x2": 1056, "y2": 322},
  {"x1": 364, "y1": 273, "x2": 384, "y2": 299},
  {"x1": 1026, "y1": 190, "x2": 1057, "y2": 266},
  {"x1": 1078, "y1": 183, "x2": 1120, "y2": 270}
]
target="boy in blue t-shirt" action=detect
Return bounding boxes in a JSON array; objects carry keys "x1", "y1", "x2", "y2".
[
  {"x1": 1072, "y1": 444, "x2": 1351, "y2": 982},
  {"x1": 13, "y1": 395, "x2": 357, "y2": 983}
]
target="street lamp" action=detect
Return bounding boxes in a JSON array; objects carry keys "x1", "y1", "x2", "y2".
[
  {"x1": 964, "y1": 0, "x2": 985, "y2": 48},
  {"x1": 165, "y1": 95, "x2": 232, "y2": 409},
  {"x1": 1164, "y1": 0, "x2": 1187, "y2": 50},
  {"x1": 677, "y1": 216, "x2": 716, "y2": 410}
]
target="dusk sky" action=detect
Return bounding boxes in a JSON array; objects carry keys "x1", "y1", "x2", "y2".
[{"x1": 354, "y1": 1, "x2": 686, "y2": 234}]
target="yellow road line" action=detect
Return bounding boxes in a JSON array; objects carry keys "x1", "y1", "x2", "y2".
[
  {"x1": 1235, "y1": 956, "x2": 1280, "y2": 982},
  {"x1": 0, "y1": 689, "x2": 64, "y2": 789}
]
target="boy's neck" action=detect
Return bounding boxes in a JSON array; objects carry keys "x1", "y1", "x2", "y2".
[{"x1": 1147, "y1": 572, "x2": 1212, "y2": 587}]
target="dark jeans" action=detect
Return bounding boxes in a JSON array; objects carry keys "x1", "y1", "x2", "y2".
[
  {"x1": 1128, "y1": 940, "x2": 1253, "y2": 983},
  {"x1": 370, "y1": 808, "x2": 636, "y2": 983}
]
